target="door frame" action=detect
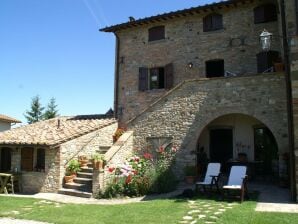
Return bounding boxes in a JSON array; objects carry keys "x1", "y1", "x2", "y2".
[{"x1": 208, "y1": 126, "x2": 234, "y2": 163}]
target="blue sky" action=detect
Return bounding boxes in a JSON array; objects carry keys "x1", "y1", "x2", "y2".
[{"x1": 0, "y1": 0, "x2": 215, "y2": 123}]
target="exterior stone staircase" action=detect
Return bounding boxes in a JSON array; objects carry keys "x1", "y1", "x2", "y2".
[{"x1": 58, "y1": 164, "x2": 93, "y2": 198}]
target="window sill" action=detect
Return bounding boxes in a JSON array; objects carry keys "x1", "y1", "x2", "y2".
[
  {"x1": 203, "y1": 28, "x2": 224, "y2": 34},
  {"x1": 148, "y1": 39, "x2": 167, "y2": 44}
]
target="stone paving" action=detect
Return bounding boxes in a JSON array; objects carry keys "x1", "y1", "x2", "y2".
[{"x1": 179, "y1": 200, "x2": 237, "y2": 224}]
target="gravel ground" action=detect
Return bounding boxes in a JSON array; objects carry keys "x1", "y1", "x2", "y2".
[{"x1": 0, "y1": 218, "x2": 52, "y2": 224}]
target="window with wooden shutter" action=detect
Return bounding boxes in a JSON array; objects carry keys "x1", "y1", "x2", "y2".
[
  {"x1": 254, "y1": 4, "x2": 277, "y2": 24},
  {"x1": 139, "y1": 67, "x2": 148, "y2": 91},
  {"x1": 21, "y1": 147, "x2": 34, "y2": 171},
  {"x1": 148, "y1": 26, "x2": 165, "y2": 42},
  {"x1": 165, "y1": 63, "x2": 174, "y2": 89},
  {"x1": 203, "y1": 13, "x2": 223, "y2": 32},
  {"x1": 36, "y1": 148, "x2": 45, "y2": 170}
]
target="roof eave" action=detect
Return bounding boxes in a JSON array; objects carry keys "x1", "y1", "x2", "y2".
[{"x1": 99, "y1": 0, "x2": 249, "y2": 33}]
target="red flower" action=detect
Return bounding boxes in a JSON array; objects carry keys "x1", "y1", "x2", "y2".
[
  {"x1": 125, "y1": 175, "x2": 132, "y2": 184},
  {"x1": 143, "y1": 153, "x2": 153, "y2": 160},
  {"x1": 108, "y1": 167, "x2": 115, "y2": 173},
  {"x1": 158, "y1": 146, "x2": 165, "y2": 153},
  {"x1": 132, "y1": 170, "x2": 138, "y2": 175}
]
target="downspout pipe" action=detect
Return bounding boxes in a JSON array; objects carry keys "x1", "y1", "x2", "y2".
[
  {"x1": 280, "y1": 0, "x2": 296, "y2": 201},
  {"x1": 114, "y1": 33, "x2": 120, "y2": 121},
  {"x1": 296, "y1": 0, "x2": 298, "y2": 34}
]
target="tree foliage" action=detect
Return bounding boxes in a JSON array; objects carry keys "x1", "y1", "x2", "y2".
[
  {"x1": 24, "y1": 95, "x2": 45, "y2": 124},
  {"x1": 44, "y1": 97, "x2": 59, "y2": 120},
  {"x1": 24, "y1": 96, "x2": 59, "y2": 124}
]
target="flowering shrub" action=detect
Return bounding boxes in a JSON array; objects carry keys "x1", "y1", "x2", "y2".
[{"x1": 100, "y1": 145, "x2": 178, "y2": 198}]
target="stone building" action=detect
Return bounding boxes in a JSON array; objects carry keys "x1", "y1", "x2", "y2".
[
  {"x1": 0, "y1": 115, "x2": 117, "y2": 194},
  {"x1": 0, "y1": 114, "x2": 21, "y2": 132},
  {"x1": 101, "y1": 0, "x2": 298, "y2": 201}
]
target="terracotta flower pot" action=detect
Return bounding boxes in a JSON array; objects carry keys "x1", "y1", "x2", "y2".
[
  {"x1": 94, "y1": 160, "x2": 104, "y2": 170},
  {"x1": 79, "y1": 159, "x2": 89, "y2": 169},
  {"x1": 274, "y1": 63, "x2": 284, "y2": 72},
  {"x1": 64, "y1": 174, "x2": 76, "y2": 183}
]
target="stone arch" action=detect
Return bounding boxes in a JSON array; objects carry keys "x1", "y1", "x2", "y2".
[{"x1": 190, "y1": 109, "x2": 288, "y2": 156}]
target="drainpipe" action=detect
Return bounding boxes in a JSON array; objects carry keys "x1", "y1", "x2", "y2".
[
  {"x1": 114, "y1": 33, "x2": 120, "y2": 121},
  {"x1": 280, "y1": 0, "x2": 296, "y2": 201},
  {"x1": 296, "y1": 0, "x2": 298, "y2": 34}
]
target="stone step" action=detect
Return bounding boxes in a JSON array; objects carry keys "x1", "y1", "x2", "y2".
[
  {"x1": 64, "y1": 182, "x2": 92, "y2": 191},
  {"x1": 80, "y1": 167, "x2": 93, "y2": 173},
  {"x1": 58, "y1": 188, "x2": 92, "y2": 198},
  {"x1": 77, "y1": 172, "x2": 93, "y2": 179},
  {"x1": 74, "y1": 177, "x2": 92, "y2": 184}
]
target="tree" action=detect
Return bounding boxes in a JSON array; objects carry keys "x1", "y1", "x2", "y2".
[
  {"x1": 43, "y1": 97, "x2": 59, "y2": 120},
  {"x1": 24, "y1": 95, "x2": 44, "y2": 124}
]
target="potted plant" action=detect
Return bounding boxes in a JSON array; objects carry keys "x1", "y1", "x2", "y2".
[
  {"x1": 64, "y1": 159, "x2": 81, "y2": 183},
  {"x1": 78, "y1": 155, "x2": 89, "y2": 168},
  {"x1": 184, "y1": 166, "x2": 197, "y2": 184},
  {"x1": 91, "y1": 153, "x2": 105, "y2": 170}
]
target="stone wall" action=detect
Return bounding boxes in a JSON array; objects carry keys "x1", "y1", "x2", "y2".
[
  {"x1": 8, "y1": 146, "x2": 60, "y2": 193},
  {"x1": 95, "y1": 131, "x2": 134, "y2": 191},
  {"x1": 59, "y1": 123, "x2": 117, "y2": 186},
  {"x1": 116, "y1": 0, "x2": 281, "y2": 123},
  {"x1": 128, "y1": 73, "x2": 289, "y2": 179}
]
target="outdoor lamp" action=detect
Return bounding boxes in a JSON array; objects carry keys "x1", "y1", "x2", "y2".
[{"x1": 259, "y1": 29, "x2": 273, "y2": 51}]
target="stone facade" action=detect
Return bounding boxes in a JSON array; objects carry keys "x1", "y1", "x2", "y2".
[
  {"x1": 94, "y1": 131, "x2": 134, "y2": 191},
  {"x1": 128, "y1": 73, "x2": 288, "y2": 179},
  {"x1": 59, "y1": 123, "x2": 117, "y2": 186},
  {"x1": 115, "y1": 0, "x2": 281, "y2": 124},
  {"x1": 0, "y1": 123, "x2": 117, "y2": 193},
  {"x1": 7, "y1": 146, "x2": 60, "y2": 193}
]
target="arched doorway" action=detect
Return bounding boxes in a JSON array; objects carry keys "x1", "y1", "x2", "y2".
[{"x1": 196, "y1": 114, "x2": 280, "y2": 180}]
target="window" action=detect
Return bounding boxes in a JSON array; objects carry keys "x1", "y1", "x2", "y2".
[
  {"x1": 148, "y1": 26, "x2": 165, "y2": 42},
  {"x1": 21, "y1": 147, "x2": 34, "y2": 171},
  {"x1": 254, "y1": 4, "x2": 277, "y2": 24},
  {"x1": 203, "y1": 13, "x2": 223, "y2": 32},
  {"x1": 256, "y1": 50, "x2": 279, "y2": 73},
  {"x1": 206, "y1": 59, "x2": 225, "y2": 78},
  {"x1": 150, "y1": 67, "x2": 164, "y2": 89},
  {"x1": 139, "y1": 63, "x2": 173, "y2": 91},
  {"x1": 36, "y1": 148, "x2": 45, "y2": 170}
]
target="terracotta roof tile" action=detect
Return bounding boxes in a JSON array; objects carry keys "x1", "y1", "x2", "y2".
[
  {"x1": 0, "y1": 114, "x2": 21, "y2": 123},
  {"x1": 0, "y1": 115, "x2": 116, "y2": 147},
  {"x1": 100, "y1": 0, "x2": 245, "y2": 32}
]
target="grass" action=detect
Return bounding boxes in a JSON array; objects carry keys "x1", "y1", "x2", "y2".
[
  {"x1": 0, "y1": 196, "x2": 297, "y2": 224},
  {"x1": 0, "y1": 197, "x2": 188, "y2": 224}
]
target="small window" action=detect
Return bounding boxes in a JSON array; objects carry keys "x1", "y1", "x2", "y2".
[
  {"x1": 203, "y1": 13, "x2": 223, "y2": 32},
  {"x1": 148, "y1": 26, "x2": 165, "y2": 41},
  {"x1": 36, "y1": 148, "x2": 45, "y2": 171},
  {"x1": 206, "y1": 59, "x2": 225, "y2": 78},
  {"x1": 254, "y1": 4, "x2": 277, "y2": 24},
  {"x1": 139, "y1": 64, "x2": 173, "y2": 91},
  {"x1": 21, "y1": 147, "x2": 34, "y2": 171},
  {"x1": 150, "y1": 67, "x2": 164, "y2": 89}
]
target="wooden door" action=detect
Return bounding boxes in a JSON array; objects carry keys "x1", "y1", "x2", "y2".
[
  {"x1": 21, "y1": 148, "x2": 34, "y2": 171},
  {"x1": 0, "y1": 148, "x2": 11, "y2": 172}
]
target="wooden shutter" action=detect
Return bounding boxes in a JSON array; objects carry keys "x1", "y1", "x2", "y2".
[
  {"x1": 165, "y1": 63, "x2": 174, "y2": 89},
  {"x1": 203, "y1": 15, "x2": 212, "y2": 32},
  {"x1": 213, "y1": 14, "x2": 223, "y2": 30},
  {"x1": 265, "y1": 4, "x2": 277, "y2": 22},
  {"x1": 139, "y1": 67, "x2": 148, "y2": 91},
  {"x1": 148, "y1": 26, "x2": 165, "y2": 41},
  {"x1": 21, "y1": 147, "x2": 34, "y2": 171}
]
